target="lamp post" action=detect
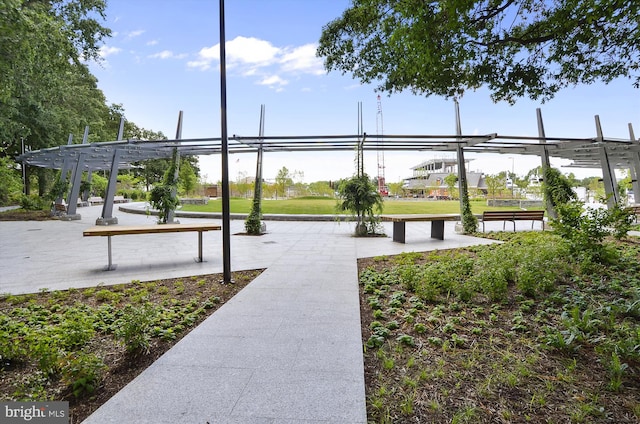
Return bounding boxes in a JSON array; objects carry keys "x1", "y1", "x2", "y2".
[{"x1": 219, "y1": 0, "x2": 232, "y2": 283}]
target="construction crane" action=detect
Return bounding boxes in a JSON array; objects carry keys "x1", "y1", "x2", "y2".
[{"x1": 376, "y1": 95, "x2": 388, "y2": 196}]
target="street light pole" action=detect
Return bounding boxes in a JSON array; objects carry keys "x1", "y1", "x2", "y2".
[{"x1": 219, "y1": 0, "x2": 232, "y2": 283}]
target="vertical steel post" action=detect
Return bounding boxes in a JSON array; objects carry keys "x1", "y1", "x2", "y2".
[
  {"x1": 117, "y1": 117, "x2": 125, "y2": 141},
  {"x1": 220, "y1": 0, "x2": 232, "y2": 283},
  {"x1": 167, "y1": 111, "x2": 183, "y2": 224},
  {"x1": 536, "y1": 109, "x2": 555, "y2": 218},
  {"x1": 255, "y1": 104, "x2": 265, "y2": 204},
  {"x1": 65, "y1": 126, "x2": 90, "y2": 218},
  {"x1": 454, "y1": 100, "x2": 469, "y2": 219},
  {"x1": 21, "y1": 137, "x2": 27, "y2": 195},
  {"x1": 595, "y1": 115, "x2": 618, "y2": 208},
  {"x1": 64, "y1": 153, "x2": 85, "y2": 218},
  {"x1": 96, "y1": 148, "x2": 122, "y2": 225},
  {"x1": 55, "y1": 134, "x2": 74, "y2": 206},
  {"x1": 97, "y1": 118, "x2": 125, "y2": 225},
  {"x1": 628, "y1": 124, "x2": 640, "y2": 204}
]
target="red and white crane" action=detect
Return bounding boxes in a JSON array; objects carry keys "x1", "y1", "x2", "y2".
[{"x1": 376, "y1": 95, "x2": 388, "y2": 196}]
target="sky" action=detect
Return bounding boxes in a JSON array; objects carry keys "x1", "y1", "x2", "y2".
[{"x1": 87, "y1": 0, "x2": 640, "y2": 185}]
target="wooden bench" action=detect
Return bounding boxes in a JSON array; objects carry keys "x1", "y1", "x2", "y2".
[
  {"x1": 481, "y1": 210, "x2": 545, "y2": 232},
  {"x1": 380, "y1": 214, "x2": 462, "y2": 243},
  {"x1": 83, "y1": 223, "x2": 221, "y2": 270},
  {"x1": 88, "y1": 196, "x2": 104, "y2": 205},
  {"x1": 53, "y1": 203, "x2": 67, "y2": 215},
  {"x1": 113, "y1": 195, "x2": 130, "y2": 203},
  {"x1": 628, "y1": 205, "x2": 640, "y2": 222}
]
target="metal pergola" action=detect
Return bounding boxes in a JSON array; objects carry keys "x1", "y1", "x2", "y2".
[{"x1": 17, "y1": 111, "x2": 640, "y2": 214}]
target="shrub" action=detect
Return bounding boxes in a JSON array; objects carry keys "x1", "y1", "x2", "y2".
[
  {"x1": 553, "y1": 200, "x2": 633, "y2": 268},
  {"x1": 20, "y1": 194, "x2": 46, "y2": 211},
  {"x1": 59, "y1": 351, "x2": 106, "y2": 398},
  {"x1": 149, "y1": 185, "x2": 180, "y2": 224},
  {"x1": 58, "y1": 314, "x2": 95, "y2": 349},
  {"x1": 115, "y1": 304, "x2": 158, "y2": 355},
  {"x1": 514, "y1": 234, "x2": 570, "y2": 297},
  {"x1": 0, "y1": 155, "x2": 23, "y2": 206}
]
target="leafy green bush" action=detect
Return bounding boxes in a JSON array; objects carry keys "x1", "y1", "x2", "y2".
[
  {"x1": 543, "y1": 167, "x2": 577, "y2": 209},
  {"x1": 58, "y1": 312, "x2": 95, "y2": 349},
  {"x1": 553, "y1": 200, "x2": 634, "y2": 268},
  {"x1": 59, "y1": 351, "x2": 106, "y2": 398},
  {"x1": 149, "y1": 185, "x2": 180, "y2": 224},
  {"x1": 115, "y1": 304, "x2": 158, "y2": 355},
  {"x1": 20, "y1": 194, "x2": 47, "y2": 211},
  {"x1": 0, "y1": 155, "x2": 23, "y2": 206},
  {"x1": 513, "y1": 234, "x2": 570, "y2": 297}
]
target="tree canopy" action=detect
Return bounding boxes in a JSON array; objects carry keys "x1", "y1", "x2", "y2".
[
  {"x1": 317, "y1": 0, "x2": 640, "y2": 104},
  {"x1": 1, "y1": 0, "x2": 112, "y2": 157}
]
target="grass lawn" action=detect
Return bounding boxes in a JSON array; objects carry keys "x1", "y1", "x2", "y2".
[{"x1": 180, "y1": 197, "x2": 541, "y2": 215}]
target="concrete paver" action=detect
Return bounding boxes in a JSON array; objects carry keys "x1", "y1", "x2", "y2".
[{"x1": 0, "y1": 204, "x2": 508, "y2": 423}]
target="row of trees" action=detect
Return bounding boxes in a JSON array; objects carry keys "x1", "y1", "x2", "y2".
[{"x1": 0, "y1": 0, "x2": 199, "y2": 206}]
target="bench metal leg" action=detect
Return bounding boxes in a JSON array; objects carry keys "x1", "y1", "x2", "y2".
[
  {"x1": 104, "y1": 235, "x2": 117, "y2": 271},
  {"x1": 392, "y1": 221, "x2": 406, "y2": 243},
  {"x1": 431, "y1": 220, "x2": 445, "y2": 240},
  {"x1": 196, "y1": 231, "x2": 204, "y2": 262}
]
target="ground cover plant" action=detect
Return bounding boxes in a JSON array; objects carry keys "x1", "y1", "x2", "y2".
[
  {"x1": 357, "y1": 231, "x2": 640, "y2": 423},
  {"x1": 0, "y1": 270, "x2": 262, "y2": 423}
]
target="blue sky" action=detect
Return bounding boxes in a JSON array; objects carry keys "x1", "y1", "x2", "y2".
[{"x1": 88, "y1": 0, "x2": 640, "y2": 184}]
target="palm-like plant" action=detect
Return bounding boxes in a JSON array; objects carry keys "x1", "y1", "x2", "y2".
[{"x1": 336, "y1": 174, "x2": 383, "y2": 236}]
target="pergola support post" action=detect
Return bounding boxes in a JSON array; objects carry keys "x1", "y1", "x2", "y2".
[
  {"x1": 537, "y1": 109, "x2": 556, "y2": 219},
  {"x1": 454, "y1": 100, "x2": 474, "y2": 233},
  {"x1": 63, "y1": 126, "x2": 90, "y2": 220},
  {"x1": 96, "y1": 119, "x2": 125, "y2": 225},
  {"x1": 53, "y1": 134, "x2": 75, "y2": 207},
  {"x1": 96, "y1": 148, "x2": 121, "y2": 225},
  {"x1": 167, "y1": 111, "x2": 183, "y2": 224},
  {"x1": 595, "y1": 115, "x2": 619, "y2": 209},
  {"x1": 62, "y1": 152, "x2": 85, "y2": 220},
  {"x1": 628, "y1": 124, "x2": 640, "y2": 204}
]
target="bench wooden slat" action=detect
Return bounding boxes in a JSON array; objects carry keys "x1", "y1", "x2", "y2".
[
  {"x1": 481, "y1": 210, "x2": 544, "y2": 232},
  {"x1": 83, "y1": 223, "x2": 222, "y2": 270},
  {"x1": 380, "y1": 214, "x2": 462, "y2": 222},
  {"x1": 380, "y1": 214, "x2": 467, "y2": 243},
  {"x1": 83, "y1": 223, "x2": 221, "y2": 237}
]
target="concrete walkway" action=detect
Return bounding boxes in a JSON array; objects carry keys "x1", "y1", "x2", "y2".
[{"x1": 0, "y1": 204, "x2": 504, "y2": 423}]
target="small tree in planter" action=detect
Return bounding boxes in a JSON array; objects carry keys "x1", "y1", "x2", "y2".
[
  {"x1": 459, "y1": 182, "x2": 478, "y2": 234},
  {"x1": 336, "y1": 174, "x2": 383, "y2": 236},
  {"x1": 149, "y1": 185, "x2": 180, "y2": 224},
  {"x1": 244, "y1": 195, "x2": 263, "y2": 235},
  {"x1": 149, "y1": 148, "x2": 180, "y2": 224}
]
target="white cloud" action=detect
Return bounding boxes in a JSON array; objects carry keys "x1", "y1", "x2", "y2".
[
  {"x1": 149, "y1": 50, "x2": 187, "y2": 60},
  {"x1": 187, "y1": 36, "x2": 326, "y2": 90},
  {"x1": 279, "y1": 43, "x2": 324, "y2": 75},
  {"x1": 147, "y1": 40, "x2": 159, "y2": 46},
  {"x1": 99, "y1": 45, "x2": 122, "y2": 58},
  {"x1": 126, "y1": 29, "x2": 145, "y2": 40},
  {"x1": 258, "y1": 75, "x2": 288, "y2": 87},
  {"x1": 227, "y1": 36, "x2": 280, "y2": 66}
]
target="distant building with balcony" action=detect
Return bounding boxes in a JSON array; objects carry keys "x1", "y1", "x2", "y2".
[{"x1": 402, "y1": 158, "x2": 488, "y2": 198}]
